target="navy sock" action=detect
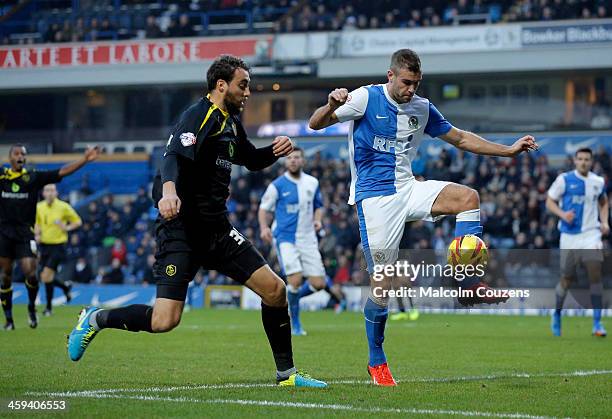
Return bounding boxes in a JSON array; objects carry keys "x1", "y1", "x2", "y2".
[
  {"x1": 454, "y1": 211, "x2": 483, "y2": 288},
  {"x1": 261, "y1": 303, "x2": 294, "y2": 376},
  {"x1": 287, "y1": 287, "x2": 301, "y2": 330},
  {"x1": 397, "y1": 296, "x2": 406, "y2": 313},
  {"x1": 0, "y1": 286, "x2": 13, "y2": 321},
  {"x1": 297, "y1": 282, "x2": 316, "y2": 299},
  {"x1": 95, "y1": 305, "x2": 153, "y2": 332},
  {"x1": 555, "y1": 283, "x2": 567, "y2": 315},
  {"x1": 45, "y1": 282, "x2": 54, "y2": 310},
  {"x1": 364, "y1": 297, "x2": 388, "y2": 367},
  {"x1": 25, "y1": 277, "x2": 39, "y2": 312},
  {"x1": 591, "y1": 283, "x2": 603, "y2": 324},
  {"x1": 53, "y1": 279, "x2": 69, "y2": 293}
]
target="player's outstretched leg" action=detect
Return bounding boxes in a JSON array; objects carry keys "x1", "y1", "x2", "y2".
[
  {"x1": 434, "y1": 185, "x2": 508, "y2": 306},
  {"x1": 247, "y1": 266, "x2": 327, "y2": 387},
  {"x1": 68, "y1": 303, "x2": 158, "y2": 361}
]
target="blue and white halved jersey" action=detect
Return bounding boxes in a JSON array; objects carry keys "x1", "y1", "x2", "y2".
[
  {"x1": 335, "y1": 84, "x2": 453, "y2": 205},
  {"x1": 548, "y1": 170, "x2": 606, "y2": 234},
  {"x1": 260, "y1": 172, "x2": 323, "y2": 244}
]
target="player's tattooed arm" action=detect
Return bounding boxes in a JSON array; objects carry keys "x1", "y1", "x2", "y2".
[
  {"x1": 58, "y1": 146, "x2": 102, "y2": 177},
  {"x1": 439, "y1": 128, "x2": 538, "y2": 157},
  {"x1": 308, "y1": 88, "x2": 348, "y2": 130}
]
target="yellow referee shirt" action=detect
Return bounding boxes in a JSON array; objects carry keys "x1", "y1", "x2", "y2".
[{"x1": 36, "y1": 199, "x2": 82, "y2": 245}]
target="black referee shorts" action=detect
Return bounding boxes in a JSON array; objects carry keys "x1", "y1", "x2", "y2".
[
  {"x1": 0, "y1": 231, "x2": 37, "y2": 260},
  {"x1": 39, "y1": 243, "x2": 66, "y2": 271},
  {"x1": 153, "y1": 216, "x2": 267, "y2": 301}
]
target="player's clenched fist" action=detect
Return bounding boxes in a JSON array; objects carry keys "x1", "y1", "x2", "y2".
[
  {"x1": 328, "y1": 88, "x2": 348, "y2": 111},
  {"x1": 272, "y1": 136, "x2": 294, "y2": 157},
  {"x1": 159, "y1": 192, "x2": 181, "y2": 220}
]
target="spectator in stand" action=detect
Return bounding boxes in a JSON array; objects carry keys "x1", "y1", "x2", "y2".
[
  {"x1": 110, "y1": 238, "x2": 127, "y2": 265},
  {"x1": 133, "y1": 186, "x2": 151, "y2": 214},
  {"x1": 98, "y1": 18, "x2": 116, "y2": 40},
  {"x1": 176, "y1": 14, "x2": 196, "y2": 37},
  {"x1": 73, "y1": 257, "x2": 93, "y2": 283},
  {"x1": 102, "y1": 258, "x2": 124, "y2": 284},
  {"x1": 72, "y1": 17, "x2": 86, "y2": 42},
  {"x1": 88, "y1": 17, "x2": 99, "y2": 41},
  {"x1": 145, "y1": 15, "x2": 163, "y2": 39}
]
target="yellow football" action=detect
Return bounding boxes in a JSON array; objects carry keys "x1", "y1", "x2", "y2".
[{"x1": 447, "y1": 234, "x2": 488, "y2": 267}]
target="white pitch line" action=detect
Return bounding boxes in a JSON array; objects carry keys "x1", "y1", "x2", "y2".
[
  {"x1": 24, "y1": 392, "x2": 562, "y2": 419},
  {"x1": 26, "y1": 369, "x2": 612, "y2": 398},
  {"x1": 401, "y1": 369, "x2": 612, "y2": 384}
]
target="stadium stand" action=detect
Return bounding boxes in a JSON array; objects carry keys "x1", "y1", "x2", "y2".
[{"x1": 0, "y1": 0, "x2": 610, "y2": 44}]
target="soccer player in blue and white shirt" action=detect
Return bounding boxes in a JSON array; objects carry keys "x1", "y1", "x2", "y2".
[
  {"x1": 259, "y1": 148, "x2": 343, "y2": 335},
  {"x1": 547, "y1": 147, "x2": 609, "y2": 337},
  {"x1": 309, "y1": 49, "x2": 538, "y2": 385}
]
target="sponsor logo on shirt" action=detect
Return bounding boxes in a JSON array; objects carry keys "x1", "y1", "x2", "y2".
[
  {"x1": 1, "y1": 191, "x2": 28, "y2": 199},
  {"x1": 180, "y1": 132, "x2": 197, "y2": 147},
  {"x1": 372, "y1": 135, "x2": 413, "y2": 153},
  {"x1": 216, "y1": 158, "x2": 232, "y2": 170}
]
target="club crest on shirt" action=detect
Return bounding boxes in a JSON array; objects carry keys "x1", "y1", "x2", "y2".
[
  {"x1": 180, "y1": 132, "x2": 196, "y2": 147},
  {"x1": 231, "y1": 122, "x2": 237, "y2": 137},
  {"x1": 408, "y1": 116, "x2": 419, "y2": 129},
  {"x1": 22, "y1": 174, "x2": 29, "y2": 183}
]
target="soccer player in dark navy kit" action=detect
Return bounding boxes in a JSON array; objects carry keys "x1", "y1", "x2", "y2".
[
  {"x1": 0, "y1": 144, "x2": 101, "y2": 330},
  {"x1": 68, "y1": 55, "x2": 327, "y2": 387}
]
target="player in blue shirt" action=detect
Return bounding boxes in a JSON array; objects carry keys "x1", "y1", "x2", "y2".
[
  {"x1": 259, "y1": 147, "x2": 344, "y2": 335},
  {"x1": 547, "y1": 147, "x2": 609, "y2": 337},
  {"x1": 309, "y1": 48, "x2": 538, "y2": 385}
]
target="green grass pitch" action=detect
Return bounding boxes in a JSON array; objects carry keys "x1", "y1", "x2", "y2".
[{"x1": 1, "y1": 305, "x2": 610, "y2": 418}]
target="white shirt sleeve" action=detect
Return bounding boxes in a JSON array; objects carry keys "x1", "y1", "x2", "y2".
[
  {"x1": 334, "y1": 87, "x2": 369, "y2": 122},
  {"x1": 259, "y1": 183, "x2": 278, "y2": 212},
  {"x1": 547, "y1": 174, "x2": 565, "y2": 201}
]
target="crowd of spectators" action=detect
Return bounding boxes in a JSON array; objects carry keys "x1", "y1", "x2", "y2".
[
  {"x1": 1, "y1": 0, "x2": 610, "y2": 45},
  {"x1": 43, "y1": 144, "x2": 611, "y2": 289}
]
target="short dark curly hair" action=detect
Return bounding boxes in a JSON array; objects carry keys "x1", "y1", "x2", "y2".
[
  {"x1": 390, "y1": 49, "x2": 421, "y2": 74},
  {"x1": 206, "y1": 55, "x2": 250, "y2": 92}
]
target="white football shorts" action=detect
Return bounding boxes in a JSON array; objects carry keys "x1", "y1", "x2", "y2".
[
  {"x1": 559, "y1": 230, "x2": 604, "y2": 278},
  {"x1": 276, "y1": 240, "x2": 326, "y2": 277},
  {"x1": 356, "y1": 178, "x2": 450, "y2": 273}
]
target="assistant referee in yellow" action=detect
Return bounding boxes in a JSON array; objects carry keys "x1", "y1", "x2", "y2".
[{"x1": 35, "y1": 184, "x2": 82, "y2": 316}]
